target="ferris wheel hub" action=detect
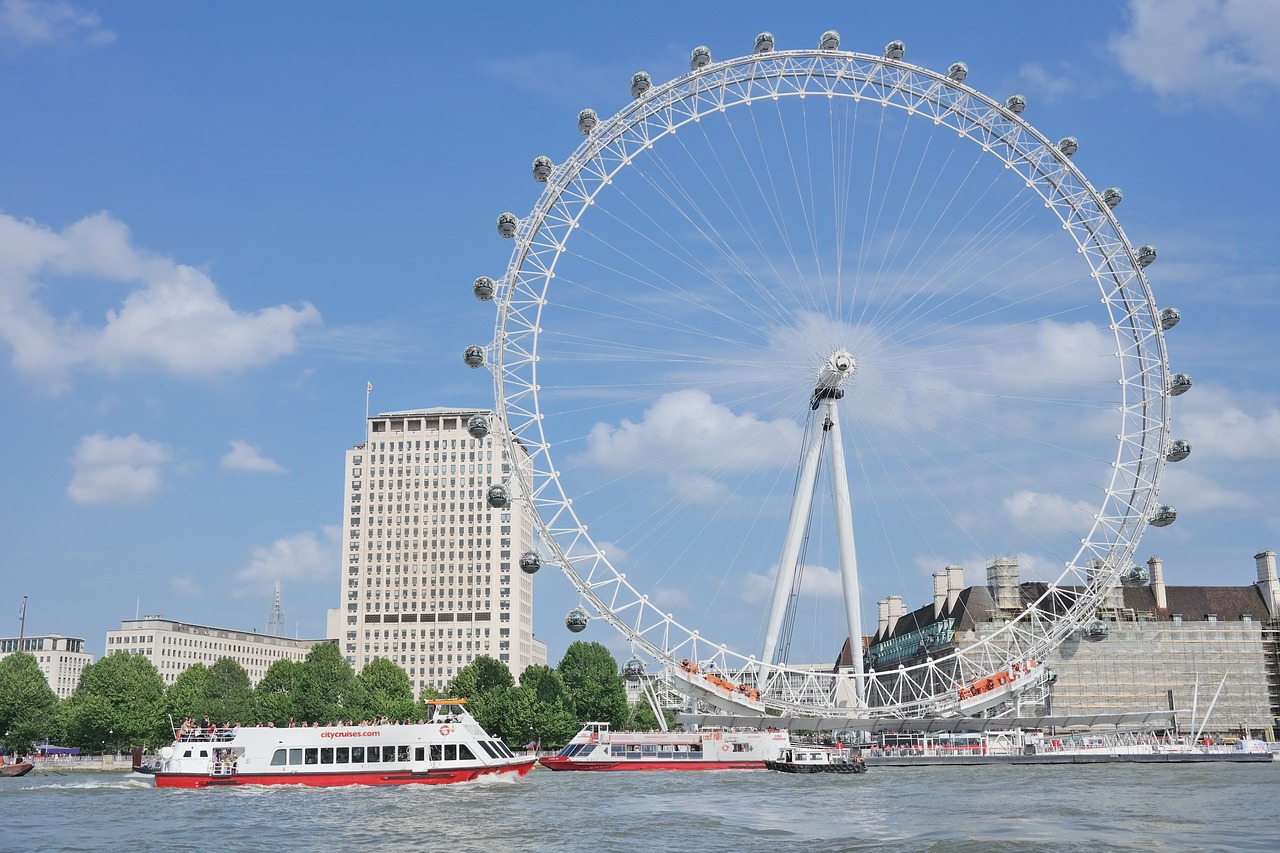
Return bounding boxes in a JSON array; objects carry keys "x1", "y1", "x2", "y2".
[{"x1": 817, "y1": 349, "x2": 857, "y2": 390}]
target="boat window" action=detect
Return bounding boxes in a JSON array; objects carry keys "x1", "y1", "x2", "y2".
[
  {"x1": 270, "y1": 749, "x2": 287, "y2": 767},
  {"x1": 610, "y1": 745, "x2": 625, "y2": 756},
  {"x1": 478, "y1": 741, "x2": 498, "y2": 759},
  {"x1": 182, "y1": 750, "x2": 192, "y2": 758},
  {"x1": 382, "y1": 746, "x2": 396, "y2": 762},
  {"x1": 430, "y1": 745, "x2": 443, "y2": 761},
  {"x1": 415, "y1": 747, "x2": 425, "y2": 761},
  {"x1": 336, "y1": 747, "x2": 349, "y2": 764},
  {"x1": 499, "y1": 743, "x2": 516, "y2": 758},
  {"x1": 445, "y1": 744, "x2": 457, "y2": 761},
  {"x1": 289, "y1": 749, "x2": 303, "y2": 765},
  {"x1": 304, "y1": 748, "x2": 318, "y2": 765},
  {"x1": 320, "y1": 748, "x2": 334, "y2": 764},
  {"x1": 199, "y1": 750, "x2": 208, "y2": 758},
  {"x1": 458, "y1": 744, "x2": 475, "y2": 761},
  {"x1": 366, "y1": 746, "x2": 380, "y2": 763},
  {"x1": 397, "y1": 746, "x2": 410, "y2": 762},
  {"x1": 351, "y1": 747, "x2": 364, "y2": 763}
]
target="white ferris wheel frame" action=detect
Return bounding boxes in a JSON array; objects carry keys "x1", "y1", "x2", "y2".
[{"x1": 485, "y1": 46, "x2": 1171, "y2": 717}]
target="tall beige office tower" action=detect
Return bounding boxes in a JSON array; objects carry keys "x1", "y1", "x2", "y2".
[{"x1": 333, "y1": 408, "x2": 546, "y2": 695}]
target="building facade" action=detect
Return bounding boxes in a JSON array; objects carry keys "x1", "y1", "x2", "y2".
[
  {"x1": 334, "y1": 407, "x2": 546, "y2": 696},
  {"x1": 105, "y1": 616, "x2": 325, "y2": 687},
  {"x1": 0, "y1": 634, "x2": 91, "y2": 699}
]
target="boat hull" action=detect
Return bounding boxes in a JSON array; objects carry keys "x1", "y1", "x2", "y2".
[
  {"x1": 0, "y1": 763, "x2": 34, "y2": 778},
  {"x1": 539, "y1": 756, "x2": 762, "y2": 771},
  {"x1": 153, "y1": 758, "x2": 536, "y2": 788},
  {"x1": 765, "y1": 760, "x2": 866, "y2": 774}
]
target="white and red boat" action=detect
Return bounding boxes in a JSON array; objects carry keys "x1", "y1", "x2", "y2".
[
  {"x1": 144, "y1": 700, "x2": 535, "y2": 788},
  {"x1": 539, "y1": 722, "x2": 790, "y2": 771}
]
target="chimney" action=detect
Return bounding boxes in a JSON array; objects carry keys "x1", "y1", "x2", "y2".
[
  {"x1": 1255, "y1": 551, "x2": 1280, "y2": 617},
  {"x1": 933, "y1": 571, "x2": 949, "y2": 618},
  {"x1": 946, "y1": 564, "x2": 965, "y2": 612},
  {"x1": 886, "y1": 595, "x2": 905, "y2": 636},
  {"x1": 986, "y1": 556, "x2": 1020, "y2": 611},
  {"x1": 877, "y1": 598, "x2": 890, "y2": 640},
  {"x1": 1148, "y1": 555, "x2": 1167, "y2": 611}
]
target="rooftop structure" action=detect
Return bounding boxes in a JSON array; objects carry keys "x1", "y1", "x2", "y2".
[{"x1": 0, "y1": 634, "x2": 91, "y2": 699}]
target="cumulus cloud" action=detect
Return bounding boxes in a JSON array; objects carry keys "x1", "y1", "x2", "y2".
[
  {"x1": 0, "y1": 0, "x2": 114, "y2": 45},
  {"x1": 578, "y1": 388, "x2": 802, "y2": 475},
  {"x1": 742, "y1": 562, "x2": 847, "y2": 605},
  {"x1": 1002, "y1": 490, "x2": 1096, "y2": 536},
  {"x1": 0, "y1": 211, "x2": 321, "y2": 390},
  {"x1": 234, "y1": 527, "x2": 340, "y2": 595},
  {"x1": 1110, "y1": 0, "x2": 1280, "y2": 104},
  {"x1": 67, "y1": 432, "x2": 172, "y2": 505},
  {"x1": 1175, "y1": 387, "x2": 1280, "y2": 461},
  {"x1": 221, "y1": 440, "x2": 287, "y2": 473},
  {"x1": 1159, "y1": 467, "x2": 1254, "y2": 512}
]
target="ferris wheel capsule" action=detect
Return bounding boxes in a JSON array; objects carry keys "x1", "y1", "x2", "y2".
[
  {"x1": 947, "y1": 62, "x2": 969, "y2": 82},
  {"x1": 1102, "y1": 187, "x2": 1123, "y2": 209},
  {"x1": 623, "y1": 656, "x2": 646, "y2": 679},
  {"x1": 690, "y1": 45, "x2": 711, "y2": 70},
  {"x1": 754, "y1": 32, "x2": 774, "y2": 54},
  {"x1": 1004, "y1": 94, "x2": 1027, "y2": 115},
  {"x1": 884, "y1": 40, "x2": 905, "y2": 60},
  {"x1": 1136, "y1": 244, "x2": 1157, "y2": 268},
  {"x1": 466, "y1": 414, "x2": 490, "y2": 439},
  {"x1": 1168, "y1": 373, "x2": 1193, "y2": 396},
  {"x1": 1166, "y1": 439, "x2": 1191, "y2": 462},
  {"x1": 578, "y1": 108, "x2": 598, "y2": 135},
  {"x1": 473, "y1": 276, "x2": 495, "y2": 301},
  {"x1": 1057, "y1": 136, "x2": 1079, "y2": 158},
  {"x1": 631, "y1": 71, "x2": 651, "y2": 99},
  {"x1": 519, "y1": 550, "x2": 542, "y2": 574},
  {"x1": 1148, "y1": 505, "x2": 1177, "y2": 527},
  {"x1": 565, "y1": 606, "x2": 590, "y2": 633},
  {"x1": 532, "y1": 156, "x2": 553, "y2": 183},
  {"x1": 497, "y1": 212, "x2": 518, "y2": 238},
  {"x1": 486, "y1": 484, "x2": 510, "y2": 508},
  {"x1": 819, "y1": 30, "x2": 840, "y2": 51},
  {"x1": 463, "y1": 344, "x2": 486, "y2": 369},
  {"x1": 1159, "y1": 307, "x2": 1181, "y2": 331}
]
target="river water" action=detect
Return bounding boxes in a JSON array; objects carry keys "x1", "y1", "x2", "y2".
[{"x1": 4, "y1": 763, "x2": 1277, "y2": 853}]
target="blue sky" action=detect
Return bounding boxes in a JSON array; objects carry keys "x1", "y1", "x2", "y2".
[{"x1": 2, "y1": 1, "x2": 1277, "y2": 668}]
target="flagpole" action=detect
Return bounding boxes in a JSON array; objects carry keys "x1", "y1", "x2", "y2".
[
  {"x1": 18, "y1": 595, "x2": 27, "y2": 649},
  {"x1": 365, "y1": 381, "x2": 371, "y2": 425}
]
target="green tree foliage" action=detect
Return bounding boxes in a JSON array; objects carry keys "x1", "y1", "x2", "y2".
[
  {"x1": 292, "y1": 643, "x2": 368, "y2": 723},
  {"x1": 0, "y1": 652, "x2": 60, "y2": 755},
  {"x1": 489, "y1": 685, "x2": 577, "y2": 749},
  {"x1": 63, "y1": 652, "x2": 166, "y2": 751},
  {"x1": 557, "y1": 642, "x2": 628, "y2": 727},
  {"x1": 448, "y1": 655, "x2": 514, "y2": 699},
  {"x1": 253, "y1": 658, "x2": 301, "y2": 725},
  {"x1": 161, "y1": 663, "x2": 209, "y2": 725},
  {"x1": 623, "y1": 700, "x2": 675, "y2": 731},
  {"x1": 519, "y1": 664, "x2": 573, "y2": 710},
  {"x1": 204, "y1": 658, "x2": 254, "y2": 725},
  {"x1": 357, "y1": 658, "x2": 416, "y2": 721}
]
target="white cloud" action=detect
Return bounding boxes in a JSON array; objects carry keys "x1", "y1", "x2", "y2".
[
  {"x1": 1002, "y1": 490, "x2": 1096, "y2": 535},
  {"x1": 67, "y1": 432, "x2": 172, "y2": 505},
  {"x1": 234, "y1": 527, "x2": 340, "y2": 595},
  {"x1": 0, "y1": 0, "x2": 114, "y2": 45},
  {"x1": 221, "y1": 440, "x2": 286, "y2": 473},
  {"x1": 1159, "y1": 467, "x2": 1255, "y2": 512},
  {"x1": 742, "y1": 562, "x2": 847, "y2": 605},
  {"x1": 1175, "y1": 386, "x2": 1280, "y2": 461},
  {"x1": 0, "y1": 211, "x2": 321, "y2": 390},
  {"x1": 1016, "y1": 63, "x2": 1076, "y2": 101},
  {"x1": 171, "y1": 576, "x2": 200, "y2": 596},
  {"x1": 579, "y1": 388, "x2": 801, "y2": 475},
  {"x1": 1110, "y1": 0, "x2": 1280, "y2": 104}
]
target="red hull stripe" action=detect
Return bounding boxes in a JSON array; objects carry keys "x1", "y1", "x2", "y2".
[
  {"x1": 153, "y1": 760, "x2": 536, "y2": 788},
  {"x1": 538, "y1": 757, "x2": 763, "y2": 771}
]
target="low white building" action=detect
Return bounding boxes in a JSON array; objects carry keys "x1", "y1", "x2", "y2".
[
  {"x1": 105, "y1": 616, "x2": 329, "y2": 686},
  {"x1": 0, "y1": 634, "x2": 92, "y2": 699}
]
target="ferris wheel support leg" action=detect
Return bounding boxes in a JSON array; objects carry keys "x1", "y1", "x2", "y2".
[
  {"x1": 825, "y1": 401, "x2": 866, "y2": 706},
  {"x1": 761, "y1": 416, "x2": 826, "y2": 666}
]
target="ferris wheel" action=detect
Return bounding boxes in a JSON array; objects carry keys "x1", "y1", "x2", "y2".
[{"x1": 466, "y1": 30, "x2": 1190, "y2": 717}]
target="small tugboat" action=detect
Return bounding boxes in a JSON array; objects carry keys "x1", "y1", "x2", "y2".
[
  {"x1": 0, "y1": 757, "x2": 34, "y2": 777},
  {"x1": 540, "y1": 722, "x2": 790, "y2": 771},
  {"x1": 145, "y1": 699, "x2": 535, "y2": 788},
  {"x1": 765, "y1": 745, "x2": 867, "y2": 774}
]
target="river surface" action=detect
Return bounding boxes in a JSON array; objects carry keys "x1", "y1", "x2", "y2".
[{"x1": 4, "y1": 763, "x2": 1278, "y2": 853}]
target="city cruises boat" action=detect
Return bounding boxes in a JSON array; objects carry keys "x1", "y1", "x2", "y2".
[
  {"x1": 144, "y1": 700, "x2": 535, "y2": 788},
  {"x1": 539, "y1": 722, "x2": 790, "y2": 771},
  {"x1": 765, "y1": 746, "x2": 867, "y2": 774}
]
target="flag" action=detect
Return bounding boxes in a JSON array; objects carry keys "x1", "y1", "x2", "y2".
[
  {"x1": 523, "y1": 741, "x2": 536, "y2": 750},
  {"x1": 366, "y1": 381, "x2": 372, "y2": 393}
]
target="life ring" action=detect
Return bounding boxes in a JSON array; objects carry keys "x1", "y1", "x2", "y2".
[
  {"x1": 721, "y1": 744, "x2": 731, "y2": 752},
  {"x1": 439, "y1": 725, "x2": 451, "y2": 736}
]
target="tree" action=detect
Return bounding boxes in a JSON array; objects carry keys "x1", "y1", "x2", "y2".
[
  {"x1": 557, "y1": 642, "x2": 628, "y2": 727},
  {"x1": 161, "y1": 663, "x2": 210, "y2": 725},
  {"x1": 204, "y1": 658, "x2": 254, "y2": 724},
  {"x1": 293, "y1": 643, "x2": 367, "y2": 723},
  {"x1": 0, "y1": 652, "x2": 60, "y2": 755},
  {"x1": 253, "y1": 658, "x2": 301, "y2": 725},
  {"x1": 624, "y1": 699, "x2": 674, "y2": 732},
  {"x1": 63, "y1": 652, "x2": 166, "y2": 751},
  {"x1": 448, "y1": 656, "x2": 514, "y2": 699},
  {"x1": 519, "y1": 664, "x2": 573, "y2": 711},
  {"x1": 357, "y1": 658, "x2": 416, "y2": 721}
]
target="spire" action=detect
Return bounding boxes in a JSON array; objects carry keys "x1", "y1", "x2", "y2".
[{"x1": 266, "y1": 582, "x2": 285, "y2": 636}]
